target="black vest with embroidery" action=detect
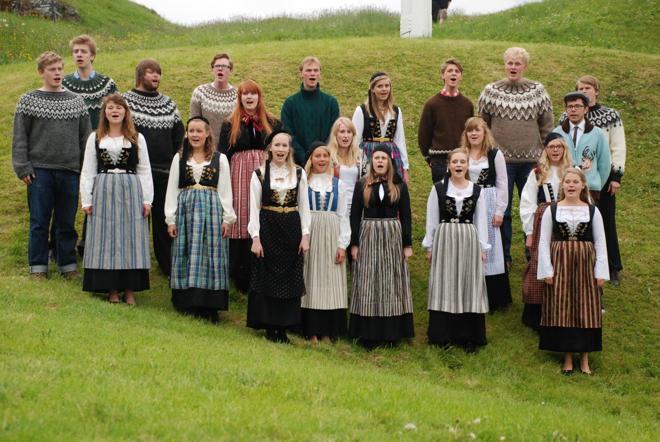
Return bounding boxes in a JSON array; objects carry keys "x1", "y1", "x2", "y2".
[
  {"x1": 256, "y1": 160, "x2": 302, "y2": 208},
  {"x1": 551, "y1": 203, "x2": 595, "y2": 242},
  {"x1": 178, "y1": 152, "x2": 220, "y2": 188},
  {"x1": 537, "y1": 182, "x2": 556, "y2": 204},
  {"x1": 474, "y1": 148, "x2": 499, "y2": 188},
  {"x1": 435, "y1": 179, "x2": 482, "y2": 224},
  {"x1": 360, "y1": 104, "x2": 399, "y2": 142},
  {"x1": 96, "y1": 138, "x2": 138, "y2": 174}
]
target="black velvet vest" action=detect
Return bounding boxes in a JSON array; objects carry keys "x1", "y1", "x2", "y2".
[
  {"x1": 96, "y1": 137, "x2": 138, "y2": 173},
  {"x1": 360, "y1": 104, "x2": 399, "y2": 142},
  {"x1": 178, "y1": 152, "x2": 220, "y2": 188},
  {"x1": 551, "y1": 203, "x2": 595, "y2": 241},
  {"x1": 435, "y1": 179, "x2": 482, "y2": 224},
  {"x1": 255, "y1": 160, "x2": 302, "y2": 207},
  {"x1": 474, "y1": 148, "x2": 499, "y2": 188}
]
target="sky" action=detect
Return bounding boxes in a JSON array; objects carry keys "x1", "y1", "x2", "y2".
[{"x1": 132, "y1": 0, "x2": 542, "y2": 25}]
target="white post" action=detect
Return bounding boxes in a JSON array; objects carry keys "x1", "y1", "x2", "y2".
[{"x1": 400, "y1": 0, "x2": 432, "y2": 38}]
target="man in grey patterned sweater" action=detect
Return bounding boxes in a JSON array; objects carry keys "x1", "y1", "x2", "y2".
[{"x1": 12, "y1": 51, "x2": 92, "y2": 279}]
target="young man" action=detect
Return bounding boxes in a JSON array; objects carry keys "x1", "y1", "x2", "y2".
[
  {"x1": 432, "y1": 0, "x2": 452, "y2": 25},
  {"x1": 280, "y1": 56, "x2": 340, "y2": 165},
  {"x1": 478, "y1": 47, "x2": 553, "y2": 266},
  {"x1": 559, "y1": 77, "x2": 626, "y2": 284},
  {"x1": 124, "y1": 60, "x2": 185, "y2": 276},
  {"x1": 189, "y1": 52, "x2": 237, "y2": 143},
  {"x1": 553, "y1": 92, "x2": 611, "y2": 202},
  {"x1": 418, "y1": 57, "x2": 473, "y2": 182},
  {"x1": 12, "y1": 51, "x2": 91, "y2": 279}
]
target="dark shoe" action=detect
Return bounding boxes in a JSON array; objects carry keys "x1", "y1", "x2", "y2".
[
  {"x1": 62, "y1": 270, "x2": 80, "y2": 280},
  {"x1": 30, "y1": 272, "x2": 48, "y2": 280},
  {"x1": 265, "y1": 329, "x2": 278, "y2": 342},
  {"x1": 276, "y1": 330, "x2": 291, "y2": 344},
  {"x1": 464, "y1": 341, "x2": 477, "y2": 354},
  {"x1": 609, "y1": 270, "x2": 620, "y2": 286}
]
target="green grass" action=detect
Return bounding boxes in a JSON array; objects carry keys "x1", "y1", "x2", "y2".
[{"x1": 0, "y1": 32, "x2": 659, "y2": 439}]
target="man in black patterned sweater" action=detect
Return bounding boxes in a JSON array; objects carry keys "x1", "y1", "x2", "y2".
[
  {"x1": 12, "y1": 51, "x2": 91, "y2": 279},
  {"x1": 124, "y1": 59, "x2": 185, "y2": 276}
]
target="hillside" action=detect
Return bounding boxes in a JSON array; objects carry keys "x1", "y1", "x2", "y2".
[{"x1": 0, "y1": 1, "x2": 659, "y2": 440}]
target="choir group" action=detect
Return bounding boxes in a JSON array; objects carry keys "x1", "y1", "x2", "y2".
[{"x1": 12, "y1": 35, "x2": 627, "y2": 375}]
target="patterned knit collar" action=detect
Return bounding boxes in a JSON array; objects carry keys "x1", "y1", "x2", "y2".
[
  {"x1": 16, "y1": 89, "x2": 88, "y2": 120},
  {"x1": 440, "y1": 88, "x2": 459, "y2": 97}
]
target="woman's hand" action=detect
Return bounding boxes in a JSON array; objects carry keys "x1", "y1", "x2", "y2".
[
  {"x1": 167, "y1": 224, "x2": 177, "y2": 238},
  {"x1": 492, "y1": 215, "x2": 503, "y2": 227},
  {"x1": 251, "y1": 237, "x2": 264, "y2": 258},
  {"x1": 351, "y1": 245, "x2": 359, "y2": 261},
  {"x1": 143, "y1": 203, "x2": 151, "y2": 218},
  {"x1": 426, "y1": 250, "x2": 432, "y2": 264},
  {"x1": 402, "y1": 169, "x2": 410, "y2": 184},
  {"x1": 221, "y1": 223, "x2": 230, "y2": 238},
  {"x1": 525, "y1": 234, "x2": 533, "y2": 248},
  {"x1": 481, "y1": 251, "x2": 487, "y2": 262},
  {"x1": 544, "y1": 277, "x2": 554, "y2": 286},
  {"x1": 82, "y1": 206, "x2": 93, "y2": 215},
  {"x1": 596, "y1": 278, "x2": 605, "y2": 288},
  {"x1": 335, "y1": 247, "x2": 346, "y2": 264},
  {"x1": 403, "y1": 246, "x2": 413, "y2": 261},
  {"x1": 299, "y1": 234, "x2": 310, "y2": 254}
]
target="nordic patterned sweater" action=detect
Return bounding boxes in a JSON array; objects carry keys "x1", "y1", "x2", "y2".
[
  {"x1": 559, "y1": 104, "x2": 626, "y2": 182},
  {"x1": 478, "y1": 79, "x2": 554, "y2": 164},
  {"x1": 124, "y1": 89, "x2": 185, "y2": 172},
  {"x1": 12, "y1": 90, "x2": 91, "y2": 178},
  {"x1": 62, "y1": 71, "x2": 118, "y2": 129},
  {"x1": 189, "y1": 83, "x2": 237, "y2": 143}
]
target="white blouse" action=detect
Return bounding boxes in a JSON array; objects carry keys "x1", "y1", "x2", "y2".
[
  {"x1": 163, "y1": 153, "x2": 237, "y2": 226},
  {"x1": 80, "y1": 133, "x2": 153, "y2": 208},
  {"x1": 468, "y1": 150, "x2": 508, "y2": 216},
  {"x1": 307, "y1": 173, "x2": 351, "y2": 249},
  {"x1": 536, "y1": 205, "x2": 609, "y2": 280},
  {"x1": 351, "y1": 105, "x2": 409, "y2": 170},
  {"x1": 519, "y1": 166, "x2": 561, "y2": 235},
  {"x1": 422, "y1": 181, "x2": 491, "y2": 251},
  {"x1": 247, "y1": 163, "x2": 311, "y2": 238}
]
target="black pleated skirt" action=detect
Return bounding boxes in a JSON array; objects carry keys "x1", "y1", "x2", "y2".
[
  {"x1": 300, "y1": 308, "x2": 347, "y2": 338},
  {"x1": 486, "y1": 273, "x2": 512, "y2": 311},
  {"x1": 427, "y1": 311, "x2": 487, "y2": 346},
  {"x1": 522, "y1": 303, "x2": 542, "y2": 331},
  {"x1": 83, "y1": 269, "x2": 149, "y2": 293},
  {"x1": 172, "y1": 288, "x2": 229, "y2": 311},
  {"x1": 349, "y1": 313, "x2": 414, "y2": 342},
  {"x1": 539, "y1": 326, "x2": 602, "y2": 352},
  {"x1": 246, "y1": 291, "x2": 301, "y2": 329}
]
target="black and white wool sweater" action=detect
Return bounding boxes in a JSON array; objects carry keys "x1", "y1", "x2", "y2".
[{"x1": 62, "y1": 71, "x2": 118, "y2": 129}]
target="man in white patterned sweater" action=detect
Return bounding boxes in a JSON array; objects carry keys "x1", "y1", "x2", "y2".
[{"x1": 189, "y1": 53, "x2": 238, "y2": 143}]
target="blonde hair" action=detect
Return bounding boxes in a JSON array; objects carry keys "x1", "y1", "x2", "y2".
[
  {"x1": 327, "y1": 117, "x2": 360, "y2": 167},
  {"x1": 576, "y1": 75, "x2": 601, "y2": 93},
  {"x1": 36, "y1": 51, "x2": 63, "y2": 72},
  {"x1": 96, "y1": 93, "x2": 139, "y2": 145},
  {"x1": 503, "y1": 47, "x2": 529, "y2": 65},
  {"x1": 304, "y1": 144, "x2": 333, "y2": 179},
  {"x1": 265, "y1": 132, "x2": 296, "y2": 173},
  {"x1": 558, "y1": 167, "x2": 591, "y2": 204},
  {"x1": 69, "y1": 34, "x2": 97, "y2": 56},
  {"x1": 362, "y1": 150, "x2": 399, "y2": 207},
  {"x1": 447, "y1": 148, "x2": 470, "y2": 180},
  {"x1": 299, "y1": 56, "x2": 321, "y2": 71},
  {"x1": 537, "y1": 138, "x2": 571, "y2": 184},
  {"x1": 459, "y1": 117, "x2": 496, "y2": 158},
  {"x1": 364, "y1": 72, "x2": 394, "y2": 123}
]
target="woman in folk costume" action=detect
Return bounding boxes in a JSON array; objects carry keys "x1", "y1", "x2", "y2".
[
  {"x1": 351, "y1": 72, "x2": 409, "y2": 182},
  {"x1": 349, "y1": 145, "x2": 414, "y2": 348},
  {"x1": 519, "y1": 133, "x2": 571, "y2": 330},
  {"x1": 462, "y1": 117, "x2": 511, "y2": 311},
  {"x1": 423, "y1": 148, "x2": 490, "y2": 354},
  {"x1": 301, "y1": 142, "x2": 351, "y2": 342},
  {"x1": 326, "y1": 117, "x2": 365, "y2": 215},
  {"x1": 165, "y1": 116, "x2": 236, "y2": 323},
  {"x1": 537, "y1": 168, "x2": 608, "y2": 375},
  {"x1": 80, "y1": 93, "x2": 153, "y2": 305},
  {"x1": 247, "y1": 130, "x2": 311, "y2": 344},
  {"x1": 218, "y1": 79, "x2": 280, "y2": 293}
]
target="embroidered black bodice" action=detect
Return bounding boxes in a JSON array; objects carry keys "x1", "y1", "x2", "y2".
[
  {"x1": 551, "y1": 203, "x2": 595, "y2": 241},
  {"x1": 256, "y1": 160, "x2": 302, "y2": 208},
  {"x1": 434, "y1": 179, "x2": 482, "y2": 224},
  {"x1": 474, "y1": 149, "x2": 499, "y2": 188},
  {"x1": 360, "y1": 104, "x2": 399, "y2": 142},
  {"x1": 96, "y1": 138, "x2": 138, "y2": 174},
  {"x1": 178, "y1": 151, "x2": 220, "y2": 188}
]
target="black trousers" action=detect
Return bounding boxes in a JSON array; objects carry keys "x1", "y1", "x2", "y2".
[
  {"x1": 598, "y1": 177, "x2": 622, "y2": 271},
  {"x1": 151, "y1": 171, "x2": 172, "y2": 276}
]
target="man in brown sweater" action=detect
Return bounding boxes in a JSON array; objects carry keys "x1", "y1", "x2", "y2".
[
  {"x1": 418, "y1": 57, "x2": 474, "y2": 183},
  {"x1": 478, "y1": 47, "x2": 553, "y2": 266}
]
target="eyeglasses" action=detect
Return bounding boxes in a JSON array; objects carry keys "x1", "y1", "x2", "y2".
[
  {"x1": 213, "y1": 64, "x2": 231, "y2": 70},
  {"x1": 546, "y1": 145, "x2": 565, "y2": 151},
  {"x1": 566, "y1": 104, "x2": 585, "y2": 110}
]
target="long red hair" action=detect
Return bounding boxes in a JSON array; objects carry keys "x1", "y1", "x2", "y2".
[{"x1": 228, "y1": 79, "x2": 274, "y2": 147}]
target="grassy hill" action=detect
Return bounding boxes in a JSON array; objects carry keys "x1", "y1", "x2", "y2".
[{"x1": 0, "y1": 0, "x2": 659, "y2": 440}]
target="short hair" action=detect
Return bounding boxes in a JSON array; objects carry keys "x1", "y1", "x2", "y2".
[
  {"x1": 576, "y1": 75, "x2": 601, "y2": 93},
  {"x1": 503, "y1": 47, "x2": 529, "y2": 65},
  {"x1": 135, "y1": 59, "x2": 161, "y2": 87},
  {"x1": 441, "y1": 57, "x2": 463, "y2": 74},
  {"x1": 299, "y1": 56, "x2": 321, "y2": 72},
  {"x1": 210, "y1": 53, "x2": 233, "y2": 70},
  {"x1": 36, "y1": 51, "x2": 63, "y2": 71},
  {"x1": 564, "y1": 92, "x2": 589, "y2": 107},
  {"x1": 69, "y1": 34, "x2": 97, "y2": 56}
]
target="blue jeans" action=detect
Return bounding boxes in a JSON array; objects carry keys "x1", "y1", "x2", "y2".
[
  {"x1": 27, "y1": 168, "x2": 79, "y2": 273},
  {"x1": 502, "y1": 162, "x2": 535, "y2": 263}
]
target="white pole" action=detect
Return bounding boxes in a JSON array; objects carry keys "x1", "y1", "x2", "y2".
[{"x1": 400, "y1": 0, "x2": 432, "y2": 38}]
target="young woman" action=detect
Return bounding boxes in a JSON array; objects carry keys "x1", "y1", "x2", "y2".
[
  {"x1": 349, "y1": 145, "x2": 414, "y2": 348},
  {"x1": 537, "y1": 168, "x2": 608, "y2": 375},
  {"x1": 218, "y1": 79, "x2": 280, "y2": 293},
  {"x1": 247, "y1": 130, "x2": 311, "y2": 343},
  {"x1": 80, "y1": 93, "x2": 153, "y2": 305},
  {"x1": 462, "y1": 117, "x2": 511, "y2": 311},
  {"x1": 326, "y1": 117, "x2": 365, "y2": 215},
  {"x1": 301, "y1": 142, "x2": 351, "y2": 342},
  {"x1": 423, "y1": 148, "x2": 490, "y2": 353},
  {"x1": 351, "y1": 72, "x2": 409, "y2": 182},
  {"x1": 519, "y1": 133, "x2": 572, "y2": 330},
  {"x1": 164, "y1": 116, "x2": 236, "y2": 323}
]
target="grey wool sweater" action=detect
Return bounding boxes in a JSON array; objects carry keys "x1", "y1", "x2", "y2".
[{"x1": 12, "y1": 90, "x2": 92, "y2": 178}]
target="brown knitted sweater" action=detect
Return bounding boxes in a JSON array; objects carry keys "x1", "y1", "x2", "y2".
[
  {"x1": 418, "y1": 92, "x2": 474, "y2": 165},
  {"x1": 478, "y1": 79, "x2": 553, "y2": 164}
]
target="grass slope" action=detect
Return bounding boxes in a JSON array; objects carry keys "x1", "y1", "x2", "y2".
[{"x1": 0, "y1": 32, "x2": 658, "y2": 439}]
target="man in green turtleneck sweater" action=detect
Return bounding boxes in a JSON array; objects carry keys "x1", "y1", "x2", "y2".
[{"x1": 280, "y1": 56, "x2": 340, "y2": 165}]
